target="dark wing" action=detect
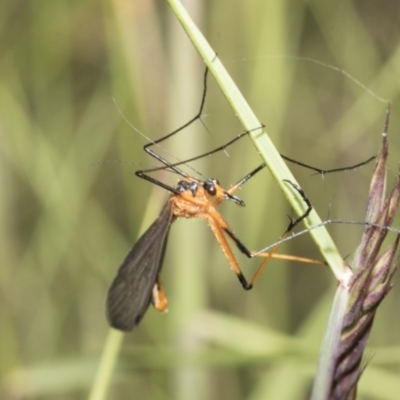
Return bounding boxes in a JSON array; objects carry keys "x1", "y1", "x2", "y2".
[{"x1": 106, "y1": 202, "x2": 173, "y2": 331}]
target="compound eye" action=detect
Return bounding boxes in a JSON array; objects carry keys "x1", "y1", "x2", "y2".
[{"x1": 204, "y1": 179, "x2": 217, "y2": 196}]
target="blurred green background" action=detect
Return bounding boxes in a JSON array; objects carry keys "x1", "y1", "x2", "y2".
[{"x1": 1, "y1": 1, "x2": 400, "y2": 399}]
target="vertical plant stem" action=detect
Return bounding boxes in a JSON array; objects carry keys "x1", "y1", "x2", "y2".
[{"x1": 88, "y1": 329, "x2": 124, "y2": 400}]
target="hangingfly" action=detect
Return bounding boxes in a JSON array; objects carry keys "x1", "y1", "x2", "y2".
[
  {"x1": 106, "y1": 67, "x2": 376, "y2": 332},
  {"x1": 106, "y1": 171, "x2": 322, "y2": 331}
]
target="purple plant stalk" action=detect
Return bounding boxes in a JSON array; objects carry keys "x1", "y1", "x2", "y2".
[{"x1": 311, "y1": 105, "x2": 400, "y2": 400}]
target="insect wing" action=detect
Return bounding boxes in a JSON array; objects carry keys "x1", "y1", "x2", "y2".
[{"x1": 106, "y1": 202, "x2": 173, "y2": 331}]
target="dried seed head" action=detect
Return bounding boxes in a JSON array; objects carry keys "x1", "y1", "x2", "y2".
[{"x1": 329, "y1": 104, "x2": 400, "y2": 399}]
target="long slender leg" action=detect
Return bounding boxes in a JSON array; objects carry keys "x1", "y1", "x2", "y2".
[
  {"x1": 137, "y1": 130, "x2": 253, "y2": 176},
  {"x1": 134, "y1": 68, "x2": 263, "y2": 191},
  {"x1": 207, "y1": 214, "x2": 253, "y2": 290},
  {"x1": 150, "y1": 127, "x2": 262, "y2": 173},
  {"x1": 138, "y1": 68, "x2": 210, "y2": 178},
  {"x1": 135, "y1": 65, "x2": 375, "y2": 183},
  {"x1": 246, "y1": 180, "x2": 314, "y2": 287},
  {"x1": 211, "y1": 178, "x2": 316, "y2": 289},
  {"x1": 281, "y1": 180, "x2": 312, "y2": 230},
  {"x1": 135, "y1": 171, "x2": 185, "y2": 195},
  {"x1": 223, "y1": 178, "x2": 313, "y2": 252},
  {"x1": 219, "y1": 162, "x2": 312, "y2": 233},
  {"x1": 281, "y1": 154, "x2": 377, "y2": 176},
  {"x1": 146, "y1": 68, "x2": 209, "y2": 150},
  {"x1": 214, "y1": 163, "x2": 267, "y2": 207},
  {"x1": 134, "y1": 68, "x2": 210, "y2": 192},
  {"x1": 216, "y1": 164, "x2": 313, "y2": 235},
  {"x1": 208, "y1": 211, "x2": 324, "y2": 291}
]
